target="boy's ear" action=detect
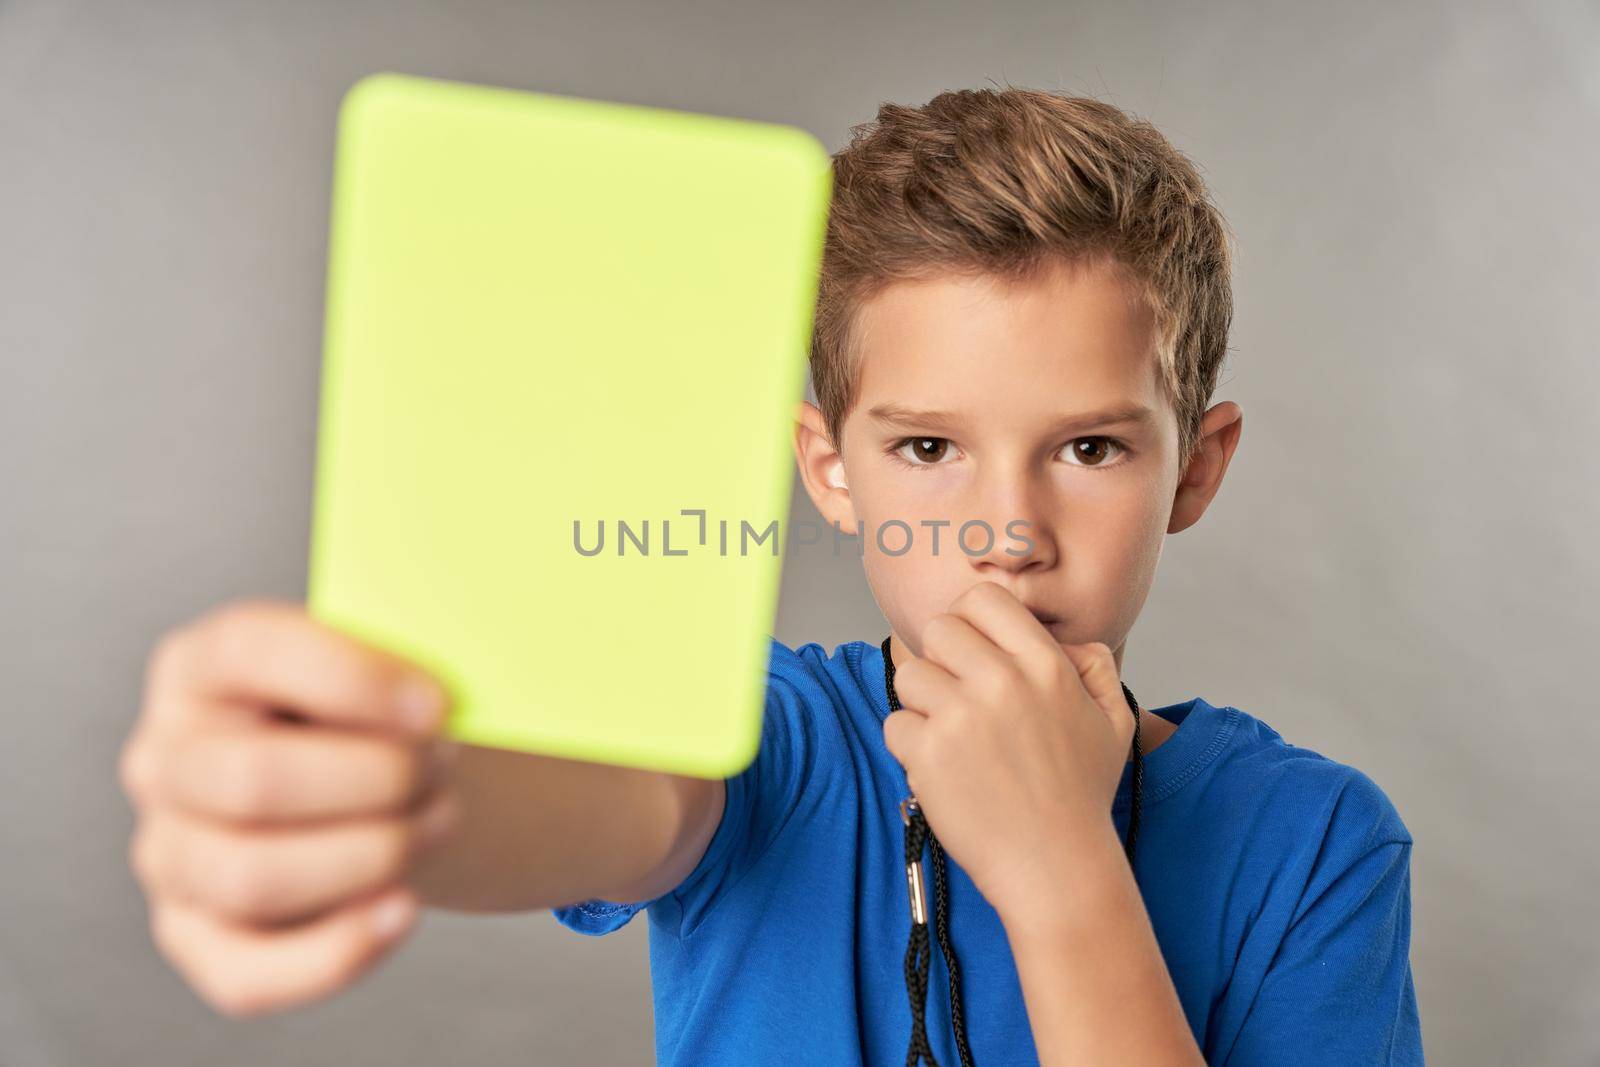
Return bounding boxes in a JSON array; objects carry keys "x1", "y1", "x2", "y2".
[
  {"x1": 793, "y1": 401, "x2": 857, "y2": 530},
  {"x1": 1169, "y1": 401, "x2": 1244, "y2": 535}
]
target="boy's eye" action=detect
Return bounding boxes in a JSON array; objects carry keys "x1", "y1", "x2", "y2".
[
  {"x1": 892, "y1": 437, "x2": 955, "y2": 466},
  {"x1": 1059, "y1": 436, "x2": 1128, "y2": 468}
]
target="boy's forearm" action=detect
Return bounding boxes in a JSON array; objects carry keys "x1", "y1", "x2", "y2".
[
  {"x1": 406, "y1": 742, "x2": 688, "y2": 914},
  {"x1": 997, "y1": 823, "x2": 1205, "y2": 1067}
]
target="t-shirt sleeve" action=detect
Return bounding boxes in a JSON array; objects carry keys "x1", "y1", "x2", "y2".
[
  {"x1": 550, "y1": 636, "x2": 818, "y2": 938},
  {"x1": 1222, "y1": 770, "x2": 1425, "y2": 1066}
]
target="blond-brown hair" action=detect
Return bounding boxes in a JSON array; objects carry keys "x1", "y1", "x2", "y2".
[{"x1": 810, "y1": 86, "x2": 1235, "y2": 471}]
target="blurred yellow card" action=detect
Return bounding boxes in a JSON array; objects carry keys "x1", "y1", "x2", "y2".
[{"x1": 306, "y1": 72, "x2": 831, "y2": 778}]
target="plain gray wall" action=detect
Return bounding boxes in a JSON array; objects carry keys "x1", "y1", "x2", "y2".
[{"x1": 3, "y1": 0, "x2": 1596, "y2": 1064}]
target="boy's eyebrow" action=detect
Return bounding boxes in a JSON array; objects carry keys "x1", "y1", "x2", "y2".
[{"x1": 868, "y1": 401, "x2": 1157, "y2": 436}]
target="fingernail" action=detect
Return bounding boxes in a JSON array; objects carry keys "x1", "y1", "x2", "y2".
[
  {"x1": 415, "y1": 791, "x2": 459, "y2": 849},
  {"x1": 370, "y1": 891, "x2": 416, "y2": 939},
  {"x1": 394, "y1": 674, "x2": 448, "y2": 732}
]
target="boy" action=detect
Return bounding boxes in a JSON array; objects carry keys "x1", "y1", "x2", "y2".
[{"x1": 118, "y1": 88, "x2": 1423, "y2": 1065}]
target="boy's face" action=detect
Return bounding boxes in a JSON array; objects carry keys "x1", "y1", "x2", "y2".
[{"x1": 794, "y1": 255, "x2": 1242, "y2": 670}]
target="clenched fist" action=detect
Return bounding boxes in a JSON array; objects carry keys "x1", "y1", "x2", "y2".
[{"x1": 119, "y1": 598, "x2": 460, "y2": 1017}]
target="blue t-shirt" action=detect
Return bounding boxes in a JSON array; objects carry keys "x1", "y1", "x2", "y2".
[{"x1": 553, "y1": 637, "x2": 1424, "y2": 1065}]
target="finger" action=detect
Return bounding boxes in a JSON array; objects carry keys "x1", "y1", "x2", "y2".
[
  {"x1": 917, "y1": 611, "x2": 1006, "y2": 682},
  {"x1": 946, "y1": 580, "x2": 1061, "y2": 662},
  {"x1": 1061, "y1": 642, "x2": 1131, "y2": 734},
  {"x1": 882, "y1": 708, "x2": 927, "y2": 772},
  {"x1": 149, "y1": 599, "x2": 451, "y2": 736},
  {"x1": 887, "y1": 656, "x2": 962, "y2": 718},
  {"x1": 148, "y1": 885, "x2": 419, "y2": 1018},
  {"x1": 133, "y1": 788, "x2": 458, "y2": 925},
  {"x1": 148, "y1": 717, "x2": 442, "y2": 824}
]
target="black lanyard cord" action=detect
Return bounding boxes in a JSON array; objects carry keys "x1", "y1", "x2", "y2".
[{"x1": 882, "y1": 635, "x2": 1145, "y2": 1067}]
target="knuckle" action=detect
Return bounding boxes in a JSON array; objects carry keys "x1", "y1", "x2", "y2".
[
  {"x1": 995, "y1": 655, "x2": 1024, "y2": 686},
  {"x1": 320, "y1": 932, "x2": 377, "y2": 993},
  {"x1": 210, "y1": 846, "x2": 277, "y2": 920},
  {"x1": 353, "y1": 819, "x2": 414, "y2": 887},
  {"x1": 207, "y1": 991, "x2": 256, "y2": 1019},
  {"x1": 201, "y1": 974, "x2": 268, "y2": 1019},
  {"x1": 920, "y1": 613, "x2": 958, "y2": 652},
  {"x1": 128, "y1": 822, "x2": 159, "y2": 889},
  {"x1": 218, "y1": 741, "x2": 283, "y2": 819},
  {"x1": 883, "y1": 712, "x2": 912, "y2": 762},
  {"x1": 206, "y1": 604, "x2": 261, "y2": 677},
  {"x1": 974, "y1": 660, "x2": 1017, "y2": 701},
  {"x1": 893, "y1": 658, "x2": 929, "y2": 697},
  {"x1": 212, "y1": 596, "x2": 285, "y2": 629},
  {"x1": 147, "y1": 903, "x2": 188, "y2": 972},
  {"x1": 1038, "y1": 647, "x2": 1073, "y2": 686},
  {"x1": 1017, "y1": 643, "x2": 1051, "y2": 677},
  {"x1": 200, "y1": 598, "x2": 291, "y2": 675},
  {"x1": 146, "y1": 627, "x2": 192, "y2": 693},
  {"x1": 314, "y1": 641, "x2": 385, "y2": 717},
  {"x1": 118, "y1": 737, "x2": 154, "y2": 805},
  {"x1": 148, "y1": 905, "x2": 234, "y2": 1013},
  {"x1": 926, "y1": 711, "x2": 960, "y2": 753},
  {"x1": 147, "y1": 899, "x2": 286, "y2": 1020}
]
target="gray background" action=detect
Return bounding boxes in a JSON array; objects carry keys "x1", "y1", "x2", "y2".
[{"x1": 3, "y1": 0, "x2": 1596, "y2": 1064}]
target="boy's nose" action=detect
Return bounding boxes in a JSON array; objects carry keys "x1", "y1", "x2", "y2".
[{"x1": 960, "y1": 511, "x2": 1055, "y2": 574}]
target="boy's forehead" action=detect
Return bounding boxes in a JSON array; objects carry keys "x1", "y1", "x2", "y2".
[{"x1": 850, "y1": 260, "x2": 1161, "y2": 419}]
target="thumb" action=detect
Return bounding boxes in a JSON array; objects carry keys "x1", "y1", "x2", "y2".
[
  {"x1": 170, "y1": 599, "x2": 453, "y2": 737},
  {"x1": 1059, "y1": 642, "x2": 1127, "y2": 729}
]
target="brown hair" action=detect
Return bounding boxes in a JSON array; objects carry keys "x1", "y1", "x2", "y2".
[{"x1": 810, "y1": 86, "x2": 1235, "y2": 471}]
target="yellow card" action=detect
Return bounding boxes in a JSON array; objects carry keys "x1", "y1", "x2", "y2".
[{"x1": 307, "y1": 73, "x2": 831, "y2": 777}]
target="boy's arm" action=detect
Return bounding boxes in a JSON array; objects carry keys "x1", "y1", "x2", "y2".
[
  {"x1": 408, "y1": 742, "x2": 724, "y2": 914},
  {"x1": 1222, "y1": 837, "x2": 1422, "y2": 1064},
  {"x1": 999, "y1": 823, "x2": 1205, "y2": 1067},
  {"x1": 1003, "y1": 788, "x2": 1422, "y2": 1066}
]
